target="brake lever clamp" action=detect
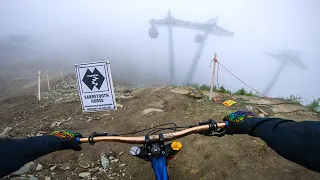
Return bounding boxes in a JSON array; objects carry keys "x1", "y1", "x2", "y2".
[
  {"x1": 88, "y1": 132, "x2": 109, "y2": 145},
  {"x1": 198, "y1": 119, "x2": 226, "y2": 137}
]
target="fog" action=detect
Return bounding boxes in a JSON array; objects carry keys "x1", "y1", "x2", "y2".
[{"x1": 0, "y1": 0, "x2": 319, "y2": 104}]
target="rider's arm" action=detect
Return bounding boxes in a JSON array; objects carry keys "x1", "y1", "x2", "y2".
[
  {"x1": 0, "y1": 132, "x2": 81, "y2": 178},
  {"x1": 246, "y1": 118, "x2": 320, "y2": 172},
  {"x1": 0, "y1": 136, "x2": 62, "y2": 177}
]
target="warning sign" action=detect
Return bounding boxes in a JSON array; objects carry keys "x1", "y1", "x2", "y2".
[{"x1": 75, "y1": 61, "x2": 116, "y2": 112}]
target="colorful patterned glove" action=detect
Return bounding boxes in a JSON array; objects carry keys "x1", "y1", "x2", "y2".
[
  {"x1": 51, "y1": 130, "x2": 82, "y2": 151},
  {"x1": 223, "y1": 111, "x2": 257, "y2": 134}
]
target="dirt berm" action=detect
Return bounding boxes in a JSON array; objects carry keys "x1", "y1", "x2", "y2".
[{"x1": 0, "y1": 77, "x2": 319, "y2": 180}]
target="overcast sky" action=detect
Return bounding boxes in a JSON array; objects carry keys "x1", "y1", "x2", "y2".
[{"x1": 0, "y1": 0, "x2": 319, "y2": 103}]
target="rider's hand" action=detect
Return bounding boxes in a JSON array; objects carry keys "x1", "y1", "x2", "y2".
[
  {"x1": 223, "y1": 111, "x2": 257, "y2": 134},
  {"x1": 51, "y1": 130, "x2": 82, "y2": 151}
]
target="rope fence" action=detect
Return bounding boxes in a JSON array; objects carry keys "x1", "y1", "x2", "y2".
[{"x1": 215, "y1": 60, "x2": 280, "y2": 103}]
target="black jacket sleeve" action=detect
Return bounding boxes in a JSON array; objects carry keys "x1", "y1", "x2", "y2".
[
  {"x1": 244, "y1": 118, "x2": 320, "y2": 172},
  {"x1": 0, "y1": 135, "x2": 62, "y2": 178}
]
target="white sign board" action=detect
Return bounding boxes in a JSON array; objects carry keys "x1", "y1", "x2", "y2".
[{"x1": 75, "y1": 61, "x2": 116, "y2": 112}]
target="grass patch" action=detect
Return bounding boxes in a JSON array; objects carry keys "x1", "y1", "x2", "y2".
[
  {"x1": 307, "y1": 98, "x2": 320, "y2": 113},
  {"x1": 216, "y1": 85, "x2": 232, "y2": 94},
  {"x1": 198, "y1": 84, "x2": 211, "y2": 91},
  {"x1": 285, "y1": 94, "x2": 303, "y2": 105},
  {"x1": 187, "y1": 83, "x2": 232, "y2": 94},
  {"x1": 234, "y1": 88, "x2": 259, "y2": 97}
]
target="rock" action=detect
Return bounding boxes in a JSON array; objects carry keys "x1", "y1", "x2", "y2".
[
  {"x1": 109, "y1": 156, "x2": 115, "y2": 160},
  {"x1": 190, "y1": 169, "x2": 200, "y2": 174},
  {"x1": 45, "y1": 176, "x2": 51, "y2": 180},
  {"x1": 50, "y1": 165, "x2": 57, "y2": 171},
  {"x1": 271, "y1": 104, "x2": 306, "y2": 113},
  {"x1": 117, "y1": 94, "x2": 134, "y2": 100},
  {"x1": 79, "y1": 172, "x2": 91, "y2": 178},
  {"x1": 247, "y1": 98, "x2": 280, "y2": 105},
  {"x1": 79, "y1": 162, "x2": 90, "y2": 169},
  {"x1": 13, "y1": 161, "x2": 36, "y2": 175},
  {"x1": 60, "y1": 162, "x2": 71, "y2": 170},
  {"x1": 187, "y1": 89, "x2": 204, "y2": 99},
  {"x1": 245, "y1": 105, "x2": 253, "y2": 111},
  {"x1": 142, "y1": 108, "x2": 163, "y2": 115},
  {"x1": 90, "y1": 176, "x2": 98, "y2": 180},
  {"x1": 109, "y1": 173, "x2": 117, "y2": 177},
  {"x1": 119, "y1": 164, "x2": 126, "y2": 167},
  {"x1": 116, "y1": 104, "x2": 124, "y2": 109},
  {"x1": 49, "y1": 121, "x2": 63, "y2": 127},
  {"x1": 0, "y1": 126, "x2": 13, "y2": 138},
  {"x1": 111, "y1": 158, "x2": 119, "y2": 163},
  {"x1": 196, "y1": 99, "x2": 204, "y2": 103},
  {"x1": 101, "y1": 154, "x2": 109, "y2": 169},
  {"x1": 86, "y1": 116, "x2": 93, "y2": 123},
  {"x1": 35, "y1": 132, "x2": 44, "y2": 136},
  {"x1": 123, "y1": 89, "x2": 133, "y2": 93},
  {"x1": 89, "y1": 167, "x2": 99, "y2": 173},
  {"x1": 99, "y1": 114, "x2": 110, "y2": 118},
  {"x1": 169, "y1": 87, "x2": 190, "y2": 95},
  {"x1": 185, "y1": 112, "x2": 191, "y2": 115},
  {"x1": 36, "y1": 163, "x2": 44, "y2": 171},
  {"x1": 257, "y1": 108, "x2": 269, "y2": 116}
]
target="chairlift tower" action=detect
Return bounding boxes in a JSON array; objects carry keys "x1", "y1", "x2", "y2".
[
  {"x1": 263, "y1": 50, "x2": 307, "y2": 95},
  {"x1": 149, "y1": 10, "x2": 233, "y2": 84}
]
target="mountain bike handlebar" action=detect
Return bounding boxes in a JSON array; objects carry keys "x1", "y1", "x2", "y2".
[{"x1": 79, "y1": 122, "x2": 226, "y2": 144}]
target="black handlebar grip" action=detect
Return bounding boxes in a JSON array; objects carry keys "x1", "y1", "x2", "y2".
[{"x1": 199, "y1": 120, "x2": 211, "y2": 125}]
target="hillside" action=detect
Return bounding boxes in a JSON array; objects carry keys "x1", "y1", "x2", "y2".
[{"x1": 0, "y1": 76, "x2": 319, "y2": 180}]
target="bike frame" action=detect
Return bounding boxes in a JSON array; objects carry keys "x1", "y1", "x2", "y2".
[{"x1": 152, "y1": 156, "x2": 169, "y2": 180}]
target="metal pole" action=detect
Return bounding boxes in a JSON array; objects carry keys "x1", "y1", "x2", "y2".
[
  {"x1": 263, "y1": 61, "x2": 286, "y2": 95},
  {"x1": 209, "y1": 53, "x2": 217, "y2": 100},
  {"x1": 38, "y1": 71, "x2": 41, "y2": 101},
  {"x1": 60, "y1": 69, "x2": 64, "y2": 82},
  {"x1": 46, "y1": 71, "x2": 51, "y2": 91},
  {"x1": 168, "y1": 10, "x2": 175, "y2": 84},
  {"x1": 184, "y1": 31, "x2": 209, "y2": 84}
]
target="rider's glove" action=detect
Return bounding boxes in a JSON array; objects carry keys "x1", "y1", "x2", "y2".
[
  {"x1": 223, "y1": 111, "x2": 257, "y2": 134},
  {"x1": 51, "y1": 130, "x2": 82, "y2": 151}
]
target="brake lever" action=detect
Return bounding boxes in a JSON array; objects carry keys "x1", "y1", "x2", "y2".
[
  {"x1": 88, "y1": 132, "x2": 109, "y2": 145},
  {"x1": 198, "y1": 119, "x2": 226, "y2": 137}
]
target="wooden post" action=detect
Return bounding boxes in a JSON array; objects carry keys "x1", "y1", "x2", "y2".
[
  {"x1": 38, "y1": 71, "x2": 41, "y2": 101},
  {"x1": 60, "y1": 69, "x2": 64, "y2": 82},
  {"x1": 209, "y1": 53, "x2": 217, "y2": 101},
  {"x1": 46, "y1": 71, "x2": 51, "y2": 91}
]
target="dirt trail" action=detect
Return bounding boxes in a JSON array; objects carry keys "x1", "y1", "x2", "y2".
[{"x1": 0, "y1": 78, "x2": 319, "y2": 180}]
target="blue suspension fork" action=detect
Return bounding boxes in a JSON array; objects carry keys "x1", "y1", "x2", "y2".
[{"x1": 152, "y1": 156, "x2": 169, "y2": 180}]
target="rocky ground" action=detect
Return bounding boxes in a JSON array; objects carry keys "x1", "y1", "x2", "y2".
[{"x1": 0, "y1": 76, "x2": 319, "y2": 180}]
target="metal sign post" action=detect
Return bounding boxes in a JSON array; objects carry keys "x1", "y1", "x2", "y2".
[
  {"x1": 46, "y1": 71, "x2": 51, "y2": 91},
  {"x1": 38, "y1": 70, "x2": 41, "y2": 101}
]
